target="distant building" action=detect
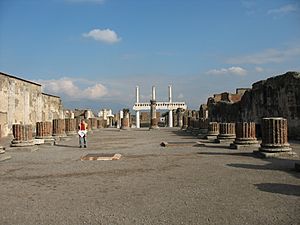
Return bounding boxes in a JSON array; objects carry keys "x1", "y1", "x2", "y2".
[{"x1": 98, "y1": 109, "x2": 114, "y2": 126}]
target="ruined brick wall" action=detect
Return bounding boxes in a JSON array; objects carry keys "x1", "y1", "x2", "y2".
[
  {"x1": 240, "y1": 71, "x2": 300, "y2": 139},
  {"x1": 0, "y1": 72, "x2": 64, "y2": 136},
  {"x1": 206, "y1": 71, "x2": 300, "y2": 139}
]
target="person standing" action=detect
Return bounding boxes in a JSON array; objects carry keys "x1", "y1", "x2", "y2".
[{"x1": 78, "y1": 119, "x2": 88, "y2": 148}]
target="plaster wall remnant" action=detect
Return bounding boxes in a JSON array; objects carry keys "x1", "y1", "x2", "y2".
[{"x1": 0, "y1": 72, "x2": 63, "y2": 137}]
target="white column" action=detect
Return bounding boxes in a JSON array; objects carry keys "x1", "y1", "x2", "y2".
[
  {"x1": 168, "y1": 85, "x2": 172, "y2": 102},
  {"x1": 136, "y1": 86, "x2": 140, "y2": 103},
  {"x1": 136, "y1": 111, "x2": 140, "y2": 128},
  {"x1": 169, "y1": 110, "x2": 173, "y2": 127},
  {"x1": 152, "y1": 86, "x2": 156, "y2": 101}
]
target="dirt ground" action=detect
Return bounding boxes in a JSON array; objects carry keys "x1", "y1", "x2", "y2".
[{"x1": 0, "y1": 128, "x2": 299, "y2": 225}]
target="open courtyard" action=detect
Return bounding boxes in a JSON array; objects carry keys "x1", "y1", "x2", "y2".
[{"x1": 0, "y1": 128, "x2": 299, "y2": 225}]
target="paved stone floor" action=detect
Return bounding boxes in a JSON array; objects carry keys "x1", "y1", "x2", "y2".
[{"x1": 0, "y1": 128, "x2": 299, "y2": 225}]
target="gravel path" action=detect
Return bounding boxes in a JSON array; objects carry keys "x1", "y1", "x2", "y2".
[{"x1": 0, "y1": 128, "x2": 299, "y2": 225}]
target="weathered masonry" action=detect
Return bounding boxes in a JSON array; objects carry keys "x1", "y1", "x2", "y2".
[
  {"x1": 0, "y1": 72, "x2": 64, "y2": 137},
  {"x1": 206, "y1": 71, "x2": 300, "y2": 139}
]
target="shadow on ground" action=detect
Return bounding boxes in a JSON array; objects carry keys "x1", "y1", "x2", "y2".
[{"x1": 254, "y1": 183, "x2": 300, "y2": 197}]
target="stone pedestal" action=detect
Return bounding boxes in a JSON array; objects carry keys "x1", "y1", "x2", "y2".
[
  {"x1": 35, "y1": 121, "x2": 55, "y2": 145},
  {"x1": 150, "y1": 100, "x2": 159, "y2": 129},
  {"x1": 11, "y1": 124, "x2": 35, "y2": 147},
  {"x1": 231, "y1": 122, "x2": 259, "y2": 149},
  {"x1": 52, "y1": 119, "x2": 67, "y2": 140},
  {"x1": 90, "y1": 118, "x2": 98, "y2": 130},
  {"x1": 121, "y1": 109, "x2": 130, "y2": 130},
  {"x1": 216, "y1": 123, "x2": 236, "y2": 143},
  {"x1": 257, "y1": 118, "x2": 293, "y2": 157},
  {"x1": 65, "y1": 119, "x2": 77, "y2": 136},
  {"x1": 198, "y1": 118, "x2": 209, "y2": 138},
  {"x1": 206, "y1": 122, "x2": 219, "y2": 139}
]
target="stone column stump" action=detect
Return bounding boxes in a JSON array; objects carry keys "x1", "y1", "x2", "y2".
[
  {"x1": 256, "y1": 117, "x2": 295, "y2": 157},
  {"x1": 11, "y1": 124, "x2": 35, "y2": 147},
  {"x1": 36, "y1": 121, "x2": 55, "y2": 145},
  {"x1": 65, "y1": 119, "x2": 77, "y2": 136},
  {"x1": 230, "y1": 122, "x2": 259, "y2": 149},
  {"x1": 206, "y1": 122, "x2": 219, "y2": 140},
  {"x1": 182, "y1": 112, "x2": 188, "y2": 130},
  {"x1": 52, "y1": 119, "x2": 67, "y2": 141},
  {"x1": 90, "y1": 118, "x2": 98, "y2": 130},
  {"x1": 198, "y1": 118, "x2": 209, "y2": 138},
  {"x1": 121, "y1": 109, "x2": 130, "y2": 130},
  {"x1": 216, "y1": 123, "x2": 236, "y2": 143}
]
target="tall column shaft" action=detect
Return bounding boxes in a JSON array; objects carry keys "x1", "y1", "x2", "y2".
[
  {"x1": 168, "y1": 85, "x2": 172, "y2": 102},
  {"x1": 136, "y1": 111, "x2": 140, "y2": 128},
  {"x1": 36, "y1": 121, "x2": 53, "y2": 138},
  {"x1": 152, "y1": 86, "x2": 156, "y2": 101},
  {"x1": 168, "y1": 110, "x2": 173, "y2": 128}
]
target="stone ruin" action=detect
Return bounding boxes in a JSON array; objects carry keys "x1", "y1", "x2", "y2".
[
  {"x1": 179, "y1": 71, "x2": 299, "y2": 158},
  {"x1": 206, "y1": 71, "x2": 300, "y2": 139}
]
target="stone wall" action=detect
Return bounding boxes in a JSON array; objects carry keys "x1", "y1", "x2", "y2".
[
  {"x1": 0, "y1": 72, "x2": 64, "y2": 136},
  {"x1": 206, "y1": 71, "x2": 300, "y2": 139}
]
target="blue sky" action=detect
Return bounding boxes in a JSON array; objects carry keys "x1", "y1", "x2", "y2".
[{"x1": 1, "y1": 0, "x2": 300, "y2": 113}]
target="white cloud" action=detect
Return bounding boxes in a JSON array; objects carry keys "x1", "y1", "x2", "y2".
[
  {"x1": 267, "y1": 4, "x2": 298, "y2": 15},
  {"x1": 226, "y1": 46, "x2": 300, "y2": 65},
  {"x1": 255, "y1": 66, "x2": 264, "y2": 72},
  {"x1": 83, "y1": 29, "x2": 121, "y2": 44},
  {"x1": 38, "y1": 78, "x2": 108, "y2": 100},
  {"x1": 206, "y1": 66, "x2": 247, "y2": 76}
]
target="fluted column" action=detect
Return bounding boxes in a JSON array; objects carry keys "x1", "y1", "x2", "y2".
[
  {"x1": 234, "y1": 122, "x2": 258, "y2": 144},
  {"x1": 259, "y1": 118, "x2": 291, "y2": 153},
  {"x1": 52, "y1": 119, "x2": 66, "y2": 137},
  {"x1": 11, "y1": 124, "x2": 34, "y2": 147},
  {"x1": 36, "y1": 121, "x2": 53, "y2": 138},
  {"x1": 217, "y1": 123, "x2": 236, "y2": 142},
  {"x1": 230, "y1": 122, "x2": 259, "y2": 149},
  {"x1": 65, "y1": 119, "x2": 77, "y2": 136},
  {"x1": 206, "y1": 122, "x2": 219, "y2": 139}
]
